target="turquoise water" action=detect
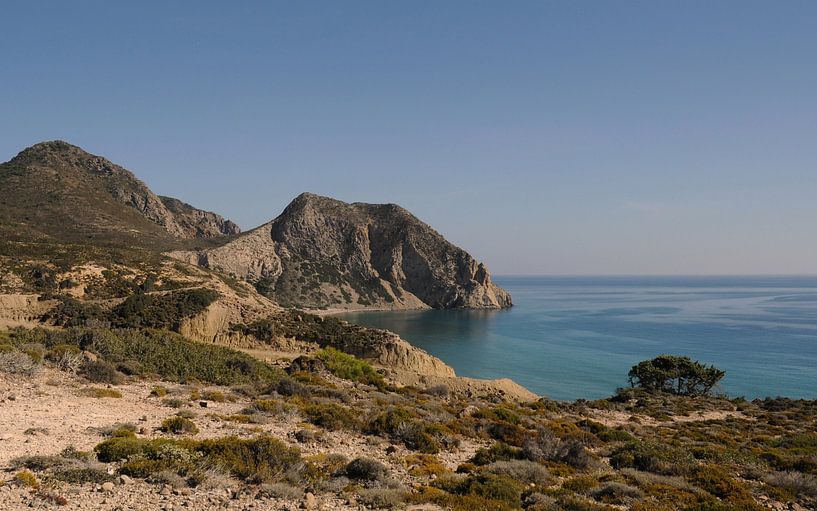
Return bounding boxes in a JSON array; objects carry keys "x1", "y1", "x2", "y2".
[{"x1": 339, "y1": 276, "x2": 817, "y2": 401}]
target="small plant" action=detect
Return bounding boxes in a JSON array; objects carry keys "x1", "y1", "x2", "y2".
[
  {"x1": 150, "y1": 386, "x2": 169, "y2": 397},
  {"x1": 160, "y1": 416, "x2": 199, "y2": 435},
  {"x1": 201, "y1": 389, "x2": 226, "y2": 402},
  {"x1": 345, "y1": 457, "x2": 389, "y2": 481},
  {"x1": 80, "y1": 387, "x2": 123, "y2": 398},
  {"x1": 301, "y1": 402, "x2": 360, "y2": 431},
  {"x1": 81, "y1": 359, "x2": 124, "y2": 384},
  {"x1": 14, "y1": 470, "x2": 39, "y2": 488}
]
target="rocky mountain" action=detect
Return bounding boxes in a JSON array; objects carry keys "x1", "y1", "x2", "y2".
[
  {"x1": 0, "y1": 141, "x2": 239, "y2": 247},
  {"x1": 176, "y1": 192, "x2": 512, "y2": 310}
]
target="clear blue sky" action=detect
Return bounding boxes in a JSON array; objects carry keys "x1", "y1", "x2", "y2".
[{"x1": 2, "y1": 1, "x2": 816, "y2": 275}]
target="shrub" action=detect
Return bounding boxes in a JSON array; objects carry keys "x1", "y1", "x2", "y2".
[
  {"x1": 357, "y1": 488, "x2": 406, "y2": 508},
  {"x1": 345, "y1": 457, "x2": 389, "y2": 481},
  {"x1": 301, "y1": 403, "x2": 360, "y2": 431},
  {"x1": 43, "y1": 328, "x2": 282, "y2": 385},
  {"x1": 276, "y1": 377, "x2": 310, "y2": 397},
  {"x1": 96, "y1": 434, "x2": 302, "y2": 484},
  {"x1": 0, "y1": 351, "x2": 39, "y2": 376},
  {"x1": 201, "y1": 390, "x2": 226, "y2": 402},
  {"x1": 610, "y1": 441, "x2": 693, "y2": 476},
  {"x1": 111, "y1": 289, "x2": 219, "y2": 330},
  {"x1": 590, "y1": 482, "x2": 643, "y2": 504},
  {"x1": 763, "y1": 471, "x2": 817, "y2": 498},
  {"x1": 42, "y1": 296, "x2": 107, "y2": 327},
  {"x1": 150, "y1": 386, "x2": 169, "y2": 397},
  {"x1": 314, "y1": 347, "x2": 384, "y2": 387},
  {"x1": 160, "y1": 417, "x2": 199, "y2": 435},
  {"x1": 437, "y1": 473, "x2": 523, "y2": 509},
  {"x1": 14, "y1": 470, "x2": 39, "y2": 488},
  {"x1": 53, "y1": 466, "x2": 117, "y2": 485},
  {"x1": 471, "y1": 443, "x2": 523, "y2": 466},
  {"x1": 689, "y1": 465, "x2": 753, "y2": 501},
  {"x1": 80, "y1": 387, "x2": 123, "y2": 398},
  {"x1": 486, "y1": 460, "x2": 551, "y2": 486},
  {"x1": 522, "y1": 428, "x2": 592, "y2": 468},
  {"x1": 81, "y1": 359, "x2": 124, "y2": 384},
  {"x1": 46, "y1": 344, "x2": 83, "y2": 372},
  {"x1": 628, "y1": 355, "x2": 724, "y2": 396},
  {"x1": 195, "y1": 435, "x2": 302, "y2": 482}
]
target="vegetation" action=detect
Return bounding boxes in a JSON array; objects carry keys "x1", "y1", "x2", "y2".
[
  {"x1": 628, "y1": 355, "x2": 725, "y2": 396},
  {"x1": 3, "y1": 327, "x2": 282, "y2": 385},
  {"x1": 110, "y1": 289, "x2": 219, "y2": 330},
  {"x1": 314, "y1": 347, "x2": 384, "y2": 387}
]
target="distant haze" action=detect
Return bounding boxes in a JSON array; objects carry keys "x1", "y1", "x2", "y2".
[{"x1": 2, "y1": 1, "x2": 816, "y2": 275}]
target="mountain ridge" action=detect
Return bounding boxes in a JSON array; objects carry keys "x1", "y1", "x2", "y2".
[{"x1": 0, "y1": 140, "x2": 240, "y2": 247}]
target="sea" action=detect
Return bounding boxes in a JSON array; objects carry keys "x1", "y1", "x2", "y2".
[{"x1": 339, "y1": 276, "x2": 817, "y2": 401}]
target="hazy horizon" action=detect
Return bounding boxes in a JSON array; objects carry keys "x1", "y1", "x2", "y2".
[{"x1": 2, "y1": 1, "x2": 816, "y2": 275}]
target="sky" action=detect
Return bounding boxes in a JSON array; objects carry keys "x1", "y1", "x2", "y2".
[{"x1": 1, "y1": 1, "x2": 816, "y2": 275}]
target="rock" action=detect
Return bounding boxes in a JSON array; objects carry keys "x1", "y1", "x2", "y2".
[
  {"x1": 182, "y1": 192, "x2": 512, "y2": 310},
  {"x1": 302, "y1": 492, "x2": 317, "y2": 510},
  {"x1": 101, "y1": 482, "x2": 115, "y2": 493},
  {"x1": 119, "y1": 475, "x2": 132, "y2": 485}
]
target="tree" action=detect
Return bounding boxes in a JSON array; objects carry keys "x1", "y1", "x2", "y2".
[{"x1": 627, "y1": 355, "x2": 725, "y2": 396}]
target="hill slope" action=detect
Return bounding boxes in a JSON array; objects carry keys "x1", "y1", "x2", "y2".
[
  {"x1": 176, "y1": 192, "x2": 512, "y2": 310},
  {"x1": 0, "y1": 141, "x2": 239, "y2": 248}
]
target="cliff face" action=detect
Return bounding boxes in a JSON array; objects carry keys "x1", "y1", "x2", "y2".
[
  {"x1": 186, "y1": 193, "x2": 512, "y2": 310},
  {"x1": 0, "y1": 141, "x2": 240, "y2": 246}
]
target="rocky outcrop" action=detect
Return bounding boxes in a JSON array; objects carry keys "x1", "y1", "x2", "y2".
[
  {"x1": 0, "y1": 141, "x2": 240, "y2": 245},
  {"x1": 160, "y1": 196, "x2": 241, "y2": 238},
  {"x1": 180, "y1": 193, "x2": 511, "y2": 310}
]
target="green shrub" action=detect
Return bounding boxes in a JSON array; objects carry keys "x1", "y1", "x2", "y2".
[
  {"x1": 111, "y1": 289, "x2": 219, "y2": 330},
  {"x1": 301, "y1": 402, "x2": 360, "y2": 431},
  {"x1": 53, "y1": 466, "x2": 117, "y2": 484},
  {"x1": 195, "y1": 435, "x2": 302, "y2": 482},
  {"x1": 160, "y1": 417, "x2": 199, "y2": 435},
  {"x1": 81, "y1": 359, "x2": 124, "y2": 384},
  {"x1": 486, "y1": 460, "x2": 551, "y2": 486},
  {"x1": 96, "y1": 434, "x2": 301, "y2": 483},
  {"x1": 42, "y1": 296, "x2": 107, "y2": 327},
  {"x1": 436, "y1": 473, "x2": 523, "y2": 509},
  {"x1": 471, "y1": 443, "x2": 523, "y2": 466},
  {"x1": 314, "y1": 347, "x2": 384, "y2": 387},
  {"x1": 610, "y1": 441, "x2": 694, "y2": 475},
  {"x1": 345, "y1": 457, "x2": 389, "y2": 481}
]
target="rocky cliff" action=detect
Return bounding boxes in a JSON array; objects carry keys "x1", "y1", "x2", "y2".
[
  {"x1": 181, "y1": 192, "x2": 512, "y2": 310},
  {"x1": 0, "y1": 141, "x2": 240, "y2": 246}
]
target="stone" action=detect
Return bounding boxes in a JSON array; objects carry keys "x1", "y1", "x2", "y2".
[
  {"x1": 302, "y1": 492, "x2": 317, "y2": 510},
  {"x1": 119, "y1": 475, "x2": 132, "y2": 485},
  {"x1": 183, "y1": 192, "x2": 512, "y2": 311},
  {"x1": 101, "y1": 482, "x2": 115, "y2": 493}
]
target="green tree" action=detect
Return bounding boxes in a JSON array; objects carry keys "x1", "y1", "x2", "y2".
[{"x1": 627, "y1": 355, "x2": 725, "y2": 396}]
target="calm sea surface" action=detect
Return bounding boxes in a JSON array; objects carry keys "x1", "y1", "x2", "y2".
[{"x1": 339, "y1": 276, "x2": 817, "y2": 401}]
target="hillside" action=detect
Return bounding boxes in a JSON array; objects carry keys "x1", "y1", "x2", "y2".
[
  {"x1": 176, "y1": 192, "x2": 512, "y2": 310},
  {"x1": 0, "y1": 141, "x2": 239, "y2": 249}
]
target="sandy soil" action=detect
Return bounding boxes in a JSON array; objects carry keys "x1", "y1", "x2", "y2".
[{"x1": 0, "y1": 368, "x2": 460, "y2": 510}]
